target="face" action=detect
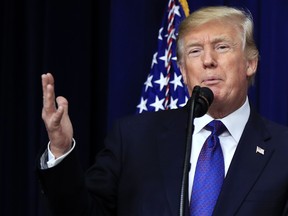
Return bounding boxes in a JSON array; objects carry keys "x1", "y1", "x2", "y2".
[{"x1": 179, "y1": 20, "x2": 257, "y2": 117}]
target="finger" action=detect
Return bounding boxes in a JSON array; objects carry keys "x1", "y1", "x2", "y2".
[
  {"x1": 42, "y1": 74, "x2": 56, "y2": 113},
  {"x1": 42, "y1": 73, "x2": 54, "y2": 98},
  {"x1": 51, "y1": 105, "x2": 65, "y2": 127},
  {"x1": 44, "y1": 84, "x2": 57, "y2": 111},
  {"x1": 51, "y1": 96, "x2": 68, "y2": 126}
]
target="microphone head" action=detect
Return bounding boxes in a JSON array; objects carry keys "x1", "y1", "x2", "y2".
[
  {"x1": 194, "y1": 87, "x2": 214, "y2": 117},
  {"x1": 199, "y1": 87, "x2": 214, "y2": 106}
]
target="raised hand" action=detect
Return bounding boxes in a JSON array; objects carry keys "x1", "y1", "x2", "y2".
[{"x1": 41, "y1": 73, "x2": 73, "y2": 158}]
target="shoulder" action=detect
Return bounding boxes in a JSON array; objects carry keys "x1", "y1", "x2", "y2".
[
  {"x1": 250, "y1": 110, "x2": 288, "y2": 148},
  {"x1": 261, "y1": 117, "x2": 288, "y2": 137},
  {"x1": 103, "y1": 108, "x2": 188, "y2": 150},
  {"x1": 108, "y1": 107, "x2": 188, "y2": 138},
  {"x1": 118, "y1": 107, "x2": 188, "y2": 127},
  {"x1": 249, "y1": 107, "x2": 288, "y2": 134}
]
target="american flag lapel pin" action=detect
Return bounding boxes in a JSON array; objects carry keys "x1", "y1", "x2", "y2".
[{"x1": 256, "y1": 146, "x2": 265, "y2": 155}]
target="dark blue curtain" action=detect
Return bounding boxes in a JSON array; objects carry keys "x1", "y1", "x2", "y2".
[{"x1": 1, "y1": 0, "x2": 287, "y2": 215}]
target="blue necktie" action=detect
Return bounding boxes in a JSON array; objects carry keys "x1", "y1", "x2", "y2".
[{"x1": 190, "y1": 120, "x2": 226, "y2": 216}]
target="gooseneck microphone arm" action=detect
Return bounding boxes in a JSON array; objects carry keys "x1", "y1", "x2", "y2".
[
  {"x1": 179, "y1": 86, "x2": 214, "y2": 216},
  {"x1": 179, "y1": 85, "x2": 200, "y2": 216}
]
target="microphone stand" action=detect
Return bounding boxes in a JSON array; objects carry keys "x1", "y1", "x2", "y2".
[{"x1": 179, "y1": 86, "x2": 201, "y2": 216}]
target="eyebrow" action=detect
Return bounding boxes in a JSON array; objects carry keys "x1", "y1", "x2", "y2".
[{"x1": 185, "y1": 35, "x2": 234, "y2": 48}]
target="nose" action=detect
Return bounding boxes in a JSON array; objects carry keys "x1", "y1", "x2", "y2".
[{"x1": 202, "y1": 49, "x2": 217, "y2": 68}]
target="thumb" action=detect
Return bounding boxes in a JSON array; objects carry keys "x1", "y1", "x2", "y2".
[
  {"x1": 56, "y1": 96, "x2": 69, "y2": 113},
  {"x1": 53, "y1": 96, "x2": 69, "y2": 125}
]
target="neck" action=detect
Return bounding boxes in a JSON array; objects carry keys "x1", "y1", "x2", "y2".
[{"x1": 208, "y1": 97, "x2": 247, "y2": 119}]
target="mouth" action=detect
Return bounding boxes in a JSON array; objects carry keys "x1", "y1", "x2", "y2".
[{"x1": 201, "y1": 78, "x2": 222, "y2": 86}]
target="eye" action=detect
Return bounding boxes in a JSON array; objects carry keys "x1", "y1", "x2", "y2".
[
  {"x1": 187, "y1": 47, "x2": 202, "y2": 57},
  {"x1": 215, "y1": 44, "x2": 230, "y2": 52}
]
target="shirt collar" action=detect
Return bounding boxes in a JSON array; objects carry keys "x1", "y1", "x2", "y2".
[{"x1": 193, "y1": 97, "x2": 250, "y2": 142}]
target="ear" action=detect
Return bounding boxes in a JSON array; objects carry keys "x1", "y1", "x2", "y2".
[{"x1": 246, "y1": 58, "x2": 258, "y2": 77}]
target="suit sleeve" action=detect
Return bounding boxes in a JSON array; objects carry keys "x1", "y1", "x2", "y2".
[{"x1": 37, "y1": 119, "x2": 124, "y2": 216}]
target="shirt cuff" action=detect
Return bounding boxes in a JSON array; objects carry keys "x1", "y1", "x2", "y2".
[{"x1": 40, "y1": 138, "x2": 76, "y2": 169}]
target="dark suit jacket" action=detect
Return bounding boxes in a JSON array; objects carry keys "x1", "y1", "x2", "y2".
[{"x1": 38, "y1": 106, "x2": 288, "y2": 216}]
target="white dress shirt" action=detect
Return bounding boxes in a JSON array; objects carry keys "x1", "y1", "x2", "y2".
[{"x1": 188, "y1": 97, "x2": 250, "y2": 200}]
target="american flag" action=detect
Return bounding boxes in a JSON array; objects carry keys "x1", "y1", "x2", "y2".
[{"x1": 137, "y1": 0, "x2": 190, "y2": 113}]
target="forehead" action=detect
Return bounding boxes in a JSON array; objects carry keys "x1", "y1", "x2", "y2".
[{"x1": 182, "y1": 20, "x2": 242, "y2": 44}]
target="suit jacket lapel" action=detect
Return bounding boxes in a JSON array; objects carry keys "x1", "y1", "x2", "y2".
[
  {"x1": 157, "y1": 108, "x2": 188, "y2": 216},
  {"x1": 213, "y1": 109, "x2": 275, "y2": 215}
]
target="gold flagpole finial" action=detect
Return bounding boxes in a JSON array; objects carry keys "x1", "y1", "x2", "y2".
[{"x1": 179, "y1": 0, "x2": 190, "y2": 17}]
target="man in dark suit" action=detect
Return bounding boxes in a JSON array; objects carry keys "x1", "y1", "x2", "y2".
[{"x1": 38, "y1": 6, "x2": 288, "y2": 216}]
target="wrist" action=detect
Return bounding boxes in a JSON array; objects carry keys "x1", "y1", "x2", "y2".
[{"x1": 50, "y1": 139, "x2": 73, "y2": 158}]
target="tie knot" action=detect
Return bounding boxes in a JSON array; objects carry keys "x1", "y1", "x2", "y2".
[{"x1": 205, "y1": 120, "x2": 226, "y2": 136}]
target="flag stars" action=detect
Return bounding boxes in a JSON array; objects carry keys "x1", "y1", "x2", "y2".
[
  {"x1": 137, "y1": 97, "x2": 148, "y2": 113},
  {"x1": 173, "y1": 5, "x2": 181, "y2": 17},
  {"x1": 172, "y1": 29, "x2": 177, "y2": 40},
  {"x1": 170, "y1": 74, "x2": 183, "y2": 90},
  {"x1": 169, "y1": 97, "x2": 179, "y2": 109},
  {"x1": 151, "y1": 52, "x2": 158, "y2": 69},
  {"x1": 144, "y1": 74, "x2": 153, "y2": 91},
  {"x1": 179, "y1": 96, "x2": 189, "y2": 107},
  {"x1": 167, "y1": 28, "x2": 177, "y2": 40},
  {"x1": 158, "y1": 28, "x2": 163, "y2": 40},
  {"x1": 154, "y1": 73, "x2": 167, "y2": 91},
  {"x1": 172, "y1": 56, "x2": 177, "y2": 61},
  {"x1": 150, "y1": 96, "x2": 165, "y2": 111},
  {"x1": 164, "y1": 29, "x2": 177, "y2": 41},
  {"x1": 159, "y1": 49, "x2": 169, "y2": 67},
  {"x1": 136, "y1": 1, "x2": 190, "y2": 113}
]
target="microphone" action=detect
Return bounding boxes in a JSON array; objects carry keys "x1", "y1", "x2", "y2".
[
  {"x1": 194, "y1": 86, "x2": 214, "y2": 117},
  {"x1": 179, "y1": 86, "x2": 213, "y2": 216}
]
